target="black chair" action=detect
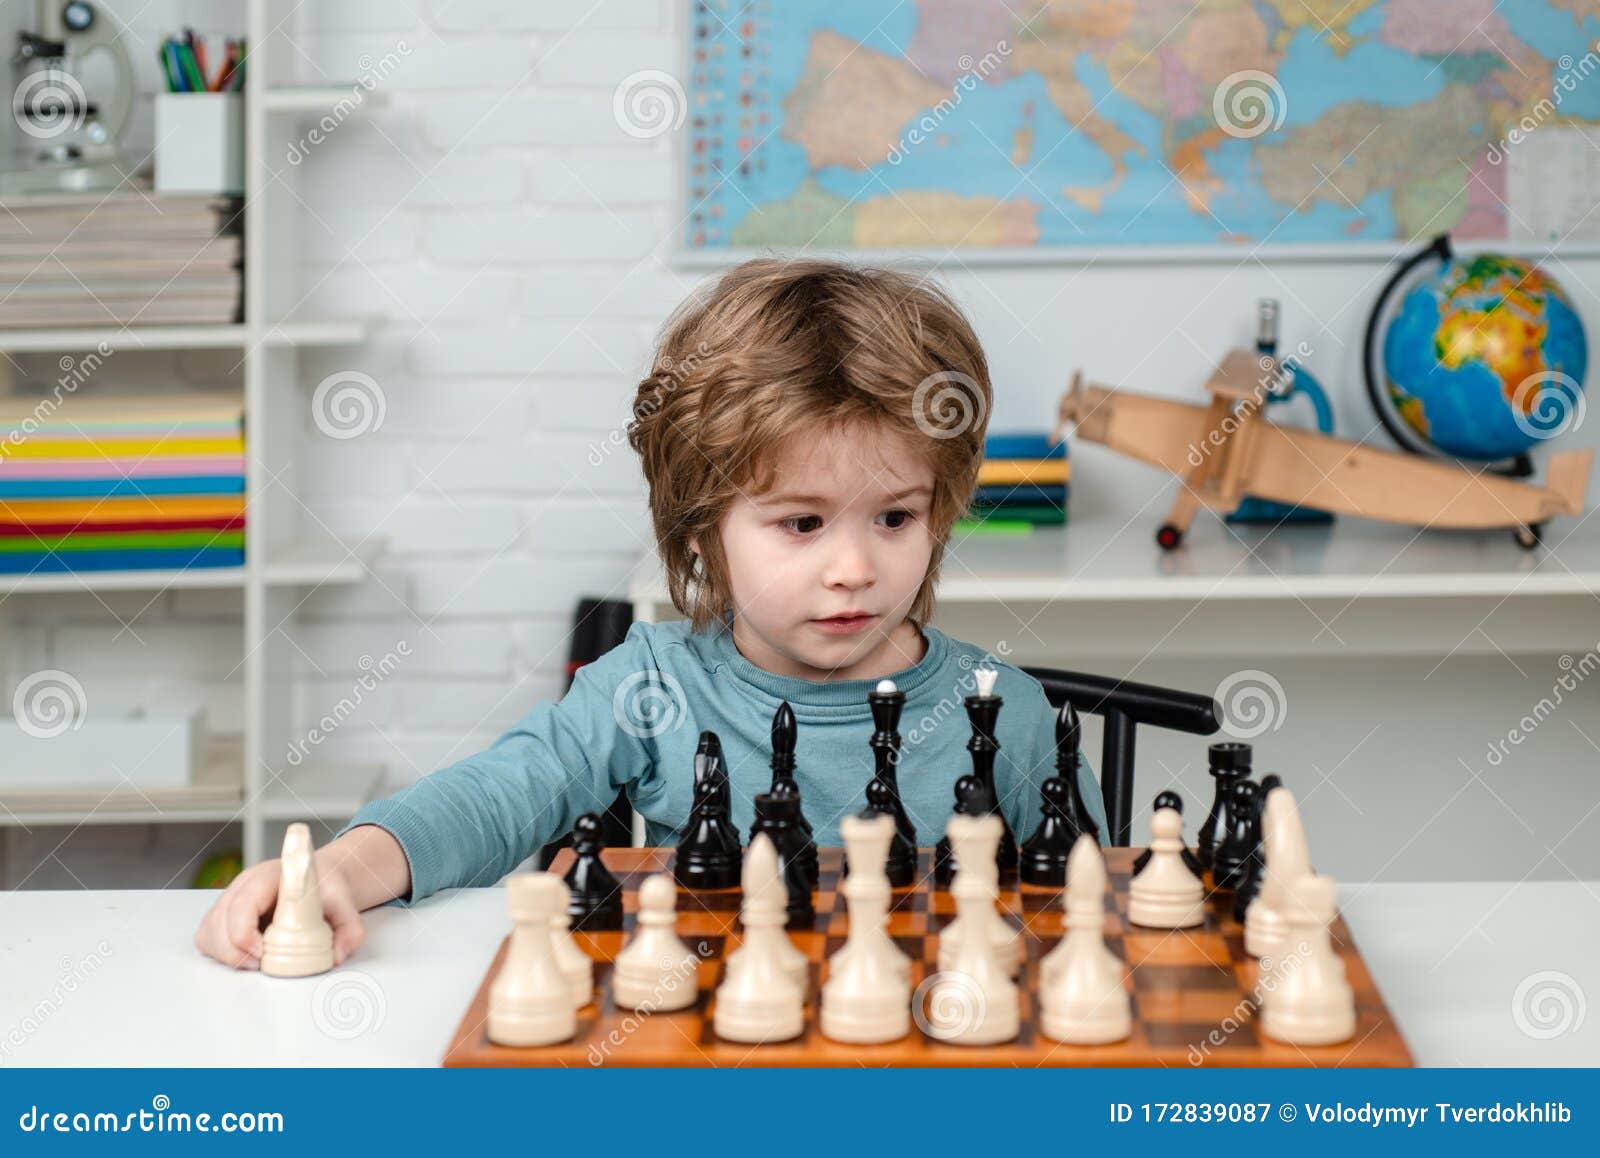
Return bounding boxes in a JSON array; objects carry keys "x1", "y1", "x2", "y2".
[{"x1": 1020, "y1": 666, "x2": 1220, "y2": 846}]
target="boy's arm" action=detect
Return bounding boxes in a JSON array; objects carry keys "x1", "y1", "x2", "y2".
[{"x1": 334, "y1": 625, "x2": 658, "y2": 905}]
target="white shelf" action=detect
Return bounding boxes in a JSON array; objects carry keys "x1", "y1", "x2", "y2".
[
  {"x1": 0, "y1": 317, "x2": 375, "y2": 353},
  {"x1": 0, "y1": 535, "x2": 378, "y2": 594},
  {"x1": 264, "y1": 86, "x2": 390, "y2": 114},
  {"x1": 630, "y1": 513, "x2": 1600, "y2": 609}
]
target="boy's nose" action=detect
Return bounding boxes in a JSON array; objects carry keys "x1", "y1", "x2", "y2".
[{"x1": 822, "y1": 540, "x2": 874, "y2": 588}]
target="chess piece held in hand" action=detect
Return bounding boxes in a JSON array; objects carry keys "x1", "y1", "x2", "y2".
[{"x1": 260, "y1": 822, "x2": 335, "y2": 978}]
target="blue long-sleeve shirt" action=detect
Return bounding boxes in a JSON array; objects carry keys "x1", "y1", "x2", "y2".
[{"x1": 339, "y1": 619, "x2": 1105, "y2": 903}]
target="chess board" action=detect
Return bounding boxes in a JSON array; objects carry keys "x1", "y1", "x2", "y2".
[{"x1": 442, "y1": 847, "x2": 1413, "y2": 1067}]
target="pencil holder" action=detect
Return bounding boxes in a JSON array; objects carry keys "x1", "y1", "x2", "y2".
[{"x1": 154, "y1": 92, "x2": 244, "y2": 194}]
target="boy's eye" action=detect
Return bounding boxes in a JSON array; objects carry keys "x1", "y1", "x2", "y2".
[
  {"x1": 881, "y1": 508, "x2": 913, "y2": 530},
  {"x1": 780, "y1": 515, "x2": 823, "y2": 534}
]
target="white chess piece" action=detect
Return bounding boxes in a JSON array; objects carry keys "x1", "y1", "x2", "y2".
[
  {"x1": 613, "y1": 874, "x2": 700, "y2": 1012},
  {"x1": 1039, "y1": 835, "x2": 1131, "y2": 1043},
  {"x1": 821, "y1": 812, "x2": 911, "y2": 1043},
  {"x1": 936, "y1": 812, "x2": 1021, "y2": 978},
  {"x1": 924, "y1": 813, "x2": 1019, "y2": 1045},
  {"x1": 713, "y1": 834, "x2": 805, "y2": 1043},
  {"x1": 260, "y1": 822, "x2": 335, "y2": 978},
  {"x1": 548, "y1": 878, "x2": 594, "y2": 1009},
  {"x1": 1259, "y1": 872, "x2": 1355, "y2": 1045},
  {"x1": 1128, "y1": 806, "x2": 1205, "y2": 928},
  {"x1": 1245, "y1": 787, "x2": 1312, "y2": 959},
  {"x1": 488, "y1": 873, "x2": 577, "y2": 1046}
]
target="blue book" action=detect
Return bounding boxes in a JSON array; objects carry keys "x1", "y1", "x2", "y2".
[
  {"x1": 974, "y1": 483, "x2": 1068, "y2": 506},
  {"x1": 0, "y1": 547, "x2": 245, "y2": 573},
  {"x1": 0, "y1": 475, "x2": 245, "y2": 498},
  {"x1": 985, "y1": 431, "x2": 1067, "y2": 460}
]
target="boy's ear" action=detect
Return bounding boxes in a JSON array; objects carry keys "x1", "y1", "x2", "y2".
[{"x1": 688, "y1": 534, "x2": 699, "y2": 557}]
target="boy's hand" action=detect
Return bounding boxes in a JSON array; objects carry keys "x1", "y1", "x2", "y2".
[{"x1": 193, "y1": 853, "x2": 366, "y2": 970}]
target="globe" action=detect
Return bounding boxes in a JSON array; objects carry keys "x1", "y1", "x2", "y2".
[{"x1": 1381, "y1": 253, "x2": 1588, "y2": 462}]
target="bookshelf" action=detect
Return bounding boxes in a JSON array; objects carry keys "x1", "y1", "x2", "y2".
[{"x1": 0, "y1": 1, "x2": 388, "y2": 864}]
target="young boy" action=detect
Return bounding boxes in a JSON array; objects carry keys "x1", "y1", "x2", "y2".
[{"x1": 194, "y1": 257, "x2": 1104, "y2": 969}]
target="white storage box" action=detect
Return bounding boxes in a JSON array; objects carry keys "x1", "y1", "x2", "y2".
[
  {"x1": 0, "y1": 711, "x2": 206, "y2": 789},
  {"x1": 154, "y1": 93, "x2": 244, "y2": 195}
]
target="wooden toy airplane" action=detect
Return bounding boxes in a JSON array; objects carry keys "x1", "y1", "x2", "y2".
[{"x1": 1055, "y1": 349, "x2": 1592, "y2": 551}]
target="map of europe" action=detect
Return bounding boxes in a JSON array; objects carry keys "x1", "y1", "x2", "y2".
[{"x1": 683, "y1": 0, "x2": 1600, "y2": 250}]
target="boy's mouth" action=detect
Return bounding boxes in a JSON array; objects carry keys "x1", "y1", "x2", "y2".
[{"x1": 811, "y1": 612, "x2": 877, "y2": 634}]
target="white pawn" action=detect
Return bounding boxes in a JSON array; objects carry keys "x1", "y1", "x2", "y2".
[
  {"x1": 549, "y1": 878, "x2": 594, "y2": 1009},
  {"x1": 261, "y1": 822, "x2": 335, "y2": 978},
  {"x1": 1128, "y1": 806, "x2": 1205, "y2": 928},
  {"x1": 1259, "y1": 872, "x2": 1355, "y2": 1045},
  {"x1": 613, "y1": 874, "x2": 699, "y2": 1012},
  {"x1": 488, "y1": 873, "x2": 576, "y2": 1046},
  {"x1": 714, "y1": 834, "x2": 805, "y2": 1043},
  {"x1": 1245, "y1": 787, "x2": 1312, "y2": 959},
  {"x1": 936, "y1": 813, "x2": 1021, "y2": 978},
  {"x1": 924, "y1": 813, "x2": 1019, "y2": 1045},
  {"x1": 1039, "y1": 836, "x2": 1131, "y2": 1044},
  {"x1": 821, "y1": 813, "x2": 911, "y2": 1043}
]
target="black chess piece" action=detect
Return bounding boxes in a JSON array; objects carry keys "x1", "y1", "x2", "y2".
[
  {"x1": 562, "y1": 812, "x2": 623, "y2": 931},
  {"x1": 750, "y1": 702, "x2": 818, "y2": 889},
  {"x1": 933, "y1": 774, "x2": 984, "y2": 887},
  {"x1": 673, "y1": 731, "x2": 742, "y2": 890},
  {"x1": 965, "y1": 680, "x2": 1018, "y2": 880},
  {"x1": 1055, "y1": 703, "x2": 1101, "y2": 842},
  {"x1": 867, "y1": 680, "x2": 917, "y2": 853},
  {"x1": 1199, "y1": 742, "x2": 1251, "y2": 870},
  {"x1": 1019, "y1": 776, "x2": 1076, "y2": 887},
  {"x1": 1212, "y1": 777, "x2": 1261, "y2": 892},
  {"x1": 1232, "y1": 773, "x2": 1281, "y2": 921},
  {"x1": 855, "y1": 775, "x2": 917, "y2": 887},
  {"x1": 750, "y1": 792, "x2": 814, "y2": 930}
]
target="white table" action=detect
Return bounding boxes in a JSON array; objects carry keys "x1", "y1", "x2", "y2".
[{"x1": 2, "y1": 881, "x2": 1595, "y2": 1066}]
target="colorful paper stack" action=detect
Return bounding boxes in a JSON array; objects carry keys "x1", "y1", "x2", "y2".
[
  {"x1": 0, "y1": 395, "x2": 245, "y2": 574},
  {"x1": 956, "y1": 431, "x2": 1069, "y2": 535}
]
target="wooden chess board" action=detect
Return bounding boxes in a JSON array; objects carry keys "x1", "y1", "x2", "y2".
[{"x1": 442, "y1": 847, "x2": 1413, "y2": 1067}]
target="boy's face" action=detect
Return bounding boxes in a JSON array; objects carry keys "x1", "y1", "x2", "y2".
[{"x1": 704, "y1": 421, "x2": 937, "y2": 682}]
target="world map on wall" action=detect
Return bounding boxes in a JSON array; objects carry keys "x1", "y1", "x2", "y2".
[{"x1": 683, "y1": 0, "x2": 1600, "y2": 250}]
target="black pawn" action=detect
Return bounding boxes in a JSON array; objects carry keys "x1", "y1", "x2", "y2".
[
  {"x1": 1133, "y1": 790, "x2": 1200, "y2": 877},
  {"x1": 1019, "y1": 776, "x2": 1076, "y2": 887},
  {"x1": 674, "y1": 731, "x2": 742, "y2": 890},
  {"x1": 855, "y1": 775, "x2": 917, "y2": 888},
  {"x1": 1232, "y1": 773, "x2": 1281, "y2": 921},
  {"x1": 933, "y1": 774, "x2": 984, "y2": 887},
  {"x1": 1212, "y1": 778, "x2": 1261, "y2": 892},
  {"x1": 750, "y1": 792, "x2": 814, "y2": 930},
  {"x1": 1055, "y1": 703, "x2": 1100, "y2": 842},
  {"x1": 752, "y1": 702, "x2": 817, "y2": 889},
  {"x1": 563, "y1": 812, "x2": 622, "y2": 931},
  {"x1": 1199, "y1": 742, "x2": 1251, "y2": 870}
]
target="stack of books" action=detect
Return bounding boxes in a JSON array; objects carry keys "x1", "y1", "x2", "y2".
[
  {"x1": 956, "y1": 431, "x2": 1069, "y2": 535},
  {"x1": 0, "y1": 394, "x2": 245, "y2": 574},
  {"x1": 0, "y1": 193, "x2": 242, "y2": 329}
]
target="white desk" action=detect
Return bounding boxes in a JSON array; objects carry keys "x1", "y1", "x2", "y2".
[{"x1": 1, "y1": 882, "x2": 1595, "y2": 1066}]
